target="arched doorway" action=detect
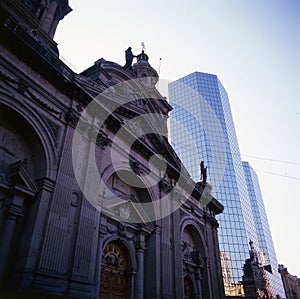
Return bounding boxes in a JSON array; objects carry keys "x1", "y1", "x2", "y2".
[
  {"x1": 0, "y1": 104, "x2": 46, "y2": 285},
  {"x1": 184, "y1": 275, "x2": 196, "y2": 299},
  {"x1": 182, "y1": 224, "x2": 208, "y2": 299},
  {"x1": 100, "y1": 241, "x2": 128, "y2": 299}
]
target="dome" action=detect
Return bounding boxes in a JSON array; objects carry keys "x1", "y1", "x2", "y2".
[{"x1": 132, "y1": 50, "x2": 159, "y2": 88}]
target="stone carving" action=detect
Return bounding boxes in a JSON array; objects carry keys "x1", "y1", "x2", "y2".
[
  {"x1": 96, "y1": 133, "x2": 111, "y2": 148},
  {"x1": 18, "y1": 78, "x2": 29, "y2": 93},
  {"x1": 129, "y1": 159, "x2": 142, "y2": 175},
  {"x1": 70, "y1": 191, "x2": 80, "y2": 207},
  {"x1": 44, "y1": 118, "x2": 60, "y2": 139},
  {"x1": 182, "y1": 241, "x2": 191, "y2": 260},
  {"x1": 66, "y1": 108, "x2": 79, "y2": 127},
  {"x1": 106, "y1": 225, "x2": 117, "y2": 234},
  {"x1": 159, "y1": 175, "x2": 172, "y2": 193},
  {"x1": 117, "y1": 222, "x2": 133, "y2": 240},
  {"x1": 119, "y1": 204, "x2": 131, "y2": 220}
]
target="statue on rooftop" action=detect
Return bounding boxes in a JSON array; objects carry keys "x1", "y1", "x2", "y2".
[
  {"x1": 200, "y1": 161, "x2": 207, "y2": 184},
  {"x1": 124, "y1": 47, "x2": 136, "y2": 69}
]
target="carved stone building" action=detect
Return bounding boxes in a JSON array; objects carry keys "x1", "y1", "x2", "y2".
[
  {"x1": 278, "y1": 265, "x2": 300, "y2": 299},
  {"x1": 241, "y1": 241, "x2": 273, "y2": 299},
  {"x1": 0, "y1": 1, "x2": 225, "y2": 298}
]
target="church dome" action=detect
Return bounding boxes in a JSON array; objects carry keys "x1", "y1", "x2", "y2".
[{"x1": 132, "y1": 50, "x2": 159, "y2": 88}]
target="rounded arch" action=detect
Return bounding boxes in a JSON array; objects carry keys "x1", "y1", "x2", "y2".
[
  {"x1": 0, "y1": 95, "x2": 57, "y2": 179},
  {"x1": 102, "y1": 236, "x2": 137, "y2": 272},
  {"x1": 100, "y1": 237, "x2": 137, "y2": 299},
  {"x1": 180, "y1": 217, "x2": 208, "y2": 258},
  {"x1": 99, "y1": 61, "x2": 136, "y2": 82}
]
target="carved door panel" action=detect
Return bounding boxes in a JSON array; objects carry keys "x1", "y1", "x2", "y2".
[{"x1": 100, "y1": 242, "x2": 127, "y2": 299}]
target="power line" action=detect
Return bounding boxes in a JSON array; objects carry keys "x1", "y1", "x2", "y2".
[
  {"x1": 171, "y1": 144, "x2": 300, "y2": 180},
  {"x1": 253, "y1": 168, "x2": 300, "y2": 181},
  {"x1": 171, "y1": 141, "x2": 300, "y2": 166},
  {"x1": 59, "y1": 55, "x2": 79, "y2": 72},
  {"x1": 243, "y1": 155, "x2": 299, "y2": 165}
]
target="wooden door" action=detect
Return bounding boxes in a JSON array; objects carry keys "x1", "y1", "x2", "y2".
[{"x1": 100, "y1": 242, "x2": 127, "y2": 299}]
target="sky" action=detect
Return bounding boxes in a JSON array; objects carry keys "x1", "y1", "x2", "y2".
[{"x1": 55, "y1": 0, "x2": 300, "y2": 275}]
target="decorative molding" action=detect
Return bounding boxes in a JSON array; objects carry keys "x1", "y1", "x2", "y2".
[
  {"x1": 106, "y1": 225, "x2": 117, "y2": 235},
  {"x1": 44, "y1": 117, "x2": 60, "y2": 141},
  {"x1": 96, "y1": 132, "x2": 111, "y2": 148},
  {"x1": 18, "y1": 78, "x2": 29, "y2": 93},
  {"x1": 0, "y1": 71, "x2": 63, "y2": 117},
  {"x1": 129, "y1": 159, "x2": 142, "y2": 175},
  {"x1": 5, "y1": 203, "x2": 24, "y2": 220},
  {"x1": 203, "y1": 211, "x2": 219, "y2": 228},
  {"x1": 0, "y1": 70, "x2": 18, "y2": 85},
  {"x1": 36, "y1": 177, "x2": 56, "y2": 192},
  {"x1": 27, "y1": 89, "x2": 62, "y2": 115},
  {"x1": 117, "y1": 222, "x2": 134, "y2": 240},
  {"x1": 67, "y1": 108, "x2": 79, "y2": 127}
]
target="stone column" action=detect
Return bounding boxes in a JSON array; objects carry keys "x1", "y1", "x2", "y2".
[
  {"x1": 127, "y1": 271, "x2": 136, "y2": 299},
  {"x1": 95, "y1": 225, "x2": 106, "y2": 297},
  {"x1": 195, "y1": 270, "x2": 203, "y2": 299},
  {"x1": 0, "y1": 198, "x2": 23, "y2": 284},
  {"x1": 40, "y1": 1, "x2": 59, "y2": 34},
  {"x1": 204, "y1": 258, "x2": 212, "y2": 299},
  {"x1": 144, "y1": 224, "x2": 161, "y2": 299},
  {"x1": 135, "y1": 235, "x2": 146, "y2": 299}
]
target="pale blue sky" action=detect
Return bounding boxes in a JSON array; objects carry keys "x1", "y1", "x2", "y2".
[{"x1": 55, "y1": 0, "x2": 300, "y2": 275}]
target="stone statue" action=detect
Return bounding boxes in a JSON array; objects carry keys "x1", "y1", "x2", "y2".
[
  {"x1": 124, "y1": 47, "x2": 136, "y2": 69},
  {"x1": 200, "y1": 161, "x2": 207, "y2": 184}
]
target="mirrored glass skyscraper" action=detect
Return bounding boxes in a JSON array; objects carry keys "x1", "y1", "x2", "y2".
[
  {"x1": 168, "y1": 72, "x2": 285, "y2": 297},
  {"x1": 242, "y1": 161, "x2": 284, "y2": 296}
]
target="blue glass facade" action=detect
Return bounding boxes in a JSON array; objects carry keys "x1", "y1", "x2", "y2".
[
  {"x1": 169, "y1": 72, "x2": 285, "y2": 297},
  {"x1": 242, "y1": 161, "x2": 285, "y2": 296}
]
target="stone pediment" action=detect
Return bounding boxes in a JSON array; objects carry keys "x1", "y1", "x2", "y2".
[
  {"x1": 101, "y1": 194, "x2": 154, "y2": 225},
  {"x1": 7, "y1": 161, "x2": 38, "y2": 197}
]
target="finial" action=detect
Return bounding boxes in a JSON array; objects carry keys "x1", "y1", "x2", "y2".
[{"x1": 141, "y1": 42, "x2": 146, "y2": 52}]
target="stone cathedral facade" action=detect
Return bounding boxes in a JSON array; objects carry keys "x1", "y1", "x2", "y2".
[{"x1": 0, "y1": 1, "x2": 225, "y2": 298}]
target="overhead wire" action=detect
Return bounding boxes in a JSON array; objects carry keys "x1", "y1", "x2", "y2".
[{"x1": 170, "y1": 141, "x2": 300, "y2": 180}]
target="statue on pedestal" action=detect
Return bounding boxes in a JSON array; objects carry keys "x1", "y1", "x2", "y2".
[{"x1": 200, "y1": 161, "x2": 207, "y2": 184}]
